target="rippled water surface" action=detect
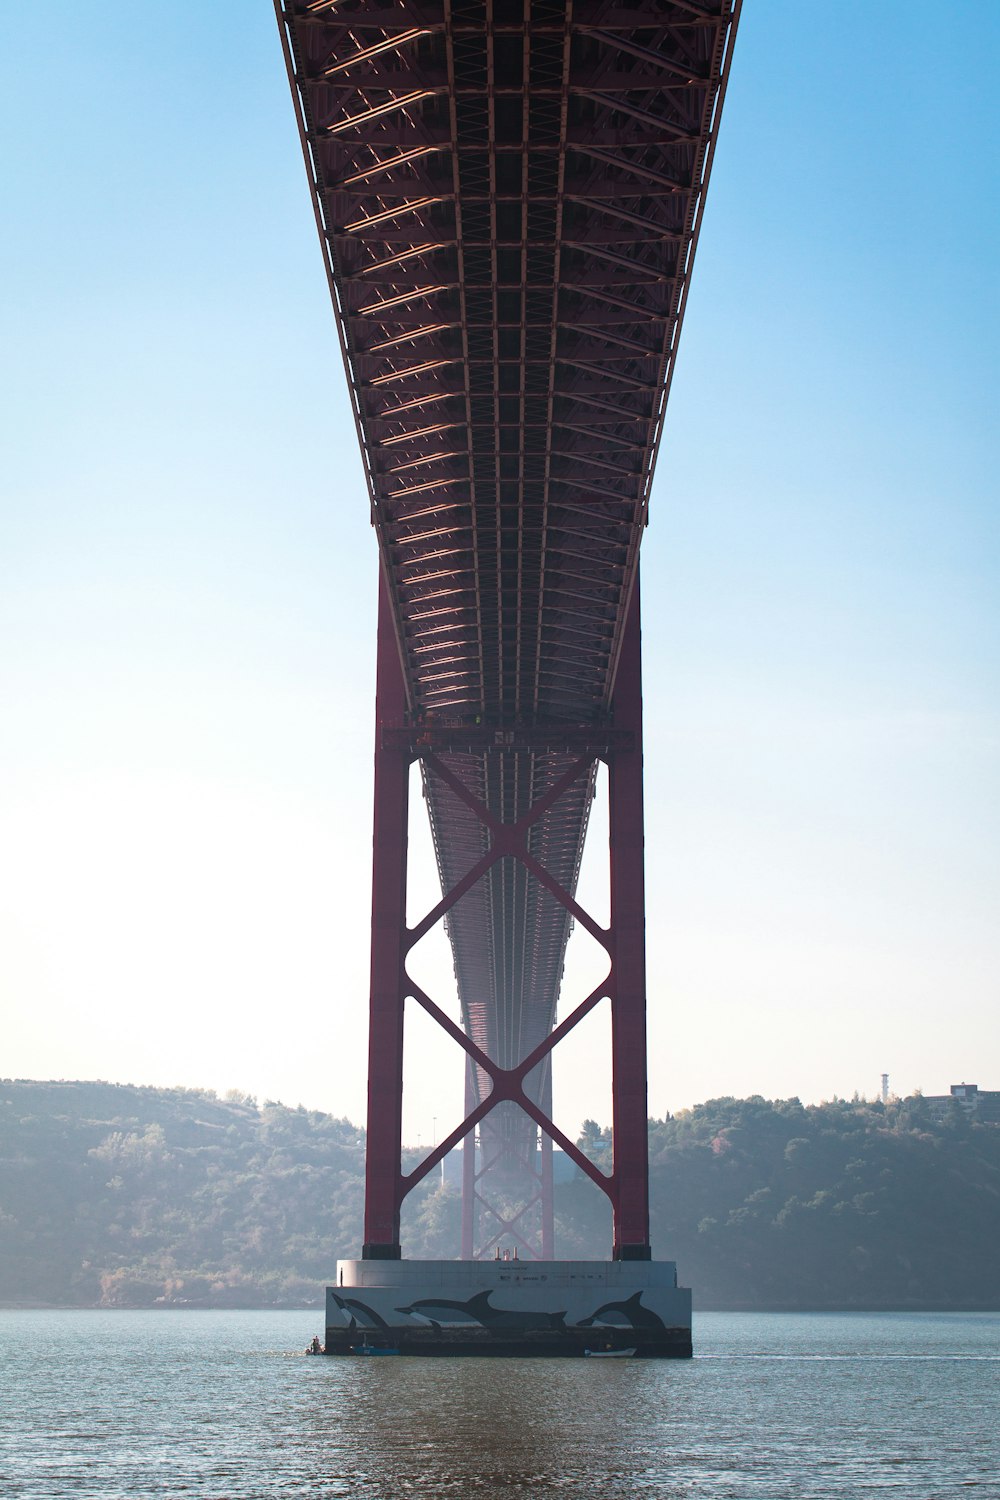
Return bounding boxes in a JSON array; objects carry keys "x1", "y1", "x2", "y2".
[{"x1": 2, "y1": 1309, "x2": 998, "y2": 1498}]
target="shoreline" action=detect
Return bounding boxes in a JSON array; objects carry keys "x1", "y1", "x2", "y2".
[{"x1": 3, "y1": 1300, "x2": 999, "y2": 1315}]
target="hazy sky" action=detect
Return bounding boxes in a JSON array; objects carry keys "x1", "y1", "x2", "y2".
[{"x1": 2, "y1": 2, "x2": 997, "y2": 1149}]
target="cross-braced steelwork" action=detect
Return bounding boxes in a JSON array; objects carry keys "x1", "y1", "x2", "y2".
[{"x1": 275, "y1": 0, "x2": 740, "y2": 1262}]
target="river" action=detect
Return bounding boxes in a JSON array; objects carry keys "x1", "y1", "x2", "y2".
[{"x1": 2, "y1": 1308, "x2": 997, "y2": 1497}]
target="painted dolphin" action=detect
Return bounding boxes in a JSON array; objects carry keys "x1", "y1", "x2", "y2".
[
  {"x1": 576, "y1": 1292, "x2": 666, "y2": 1331},
  {"x1": 330, "y1": 1293, "x2": 391, "y2": 1330},
  {"x1": 396, "y1": 1290, "x2": 566, "y2": 1330}
]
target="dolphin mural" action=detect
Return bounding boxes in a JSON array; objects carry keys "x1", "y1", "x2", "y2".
[
  {"x1": 396, "y1": 1290, "x2": 567, "y2": 1331},
  {"x1": 330, "y1": 1292, "x2": 391, "y2": 1330},
  {"x1": 576, "y1": 1292, "x2": 666, "y2": 1331}
]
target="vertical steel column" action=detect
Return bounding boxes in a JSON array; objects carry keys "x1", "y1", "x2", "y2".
[
  {"x1": 460, "y1": 1057, "x2": 477, "y2": 1259},
  {"x1": 362, "y1": 572, "x2": 409, "y2": 1259},
  {"x1": 608, "y1": 575, "x2": 651, "y2": 1260},
  {"x1": 540, "y1": 1062, "x2": 555, "y2": 1258},
  {"x1": 540, "y1": 1139, "x2": 555, "y2": 1258}
]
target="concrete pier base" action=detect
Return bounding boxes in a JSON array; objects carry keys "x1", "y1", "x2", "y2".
[{"x1": 325, "y1": 1259, "x2": 692, "y2": 1358}]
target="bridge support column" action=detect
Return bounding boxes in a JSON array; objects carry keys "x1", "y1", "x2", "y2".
[
  {"x1": 608, "y1": 577, "x2": 651, "y2": 1260},
  {"x1": 358, "y1": 570, "x2": 652, "y2": 1265},
  {"x1": 362, "y1": 572, "x2": 408, "y2": 1259},
  {"x1": 460, "y1": 1058, "x2": 477, "y2": 1259},
  {"x1": 540, "y1": 1062, "x2": 555, "y2": 1259}
]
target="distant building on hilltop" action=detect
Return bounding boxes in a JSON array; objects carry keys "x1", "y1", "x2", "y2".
[{"x1": 923, "y1": 1083, "x2": 1000, "y2": 1125}]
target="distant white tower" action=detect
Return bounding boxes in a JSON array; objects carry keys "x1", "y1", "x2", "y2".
[{"x1": 881, "y1": 1073, "x2": 889, "y2": 1105}]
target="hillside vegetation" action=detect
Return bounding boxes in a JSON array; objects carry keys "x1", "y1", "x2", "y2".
[{"x1": 1, "y1": 1080, "x2": 997, "y2": 1309}]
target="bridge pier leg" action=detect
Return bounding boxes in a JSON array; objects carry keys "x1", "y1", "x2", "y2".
[
  {"x1": 460, "y1": 1058, "x2": 477, "y2": 1259},
  {"x1": 609, "y1": 577, "x2": 651, "y2": 1260},
  {"x1": 362, "y1": 572, "x2": 408, "y2": 1259},
  {"x1": 540, "y1": 1075, "x2": 555, "y2": 1259}
]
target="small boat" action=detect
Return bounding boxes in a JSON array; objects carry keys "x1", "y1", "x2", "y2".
[
  {"x1": 584, "y1": 1347, "x2": 637, "y2": 1358},
  {"x1": 352, "y1": 1343, "x2": 400, "y2": 1356}
]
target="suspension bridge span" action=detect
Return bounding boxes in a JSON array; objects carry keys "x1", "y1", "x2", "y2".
[{"x1": 275, "y1": 0, "x2": 740, "y2": 1355}]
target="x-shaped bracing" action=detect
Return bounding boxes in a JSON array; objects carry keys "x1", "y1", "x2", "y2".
[{"x1": 398, "y1": 749, "x2": 616, "y2": 1206}]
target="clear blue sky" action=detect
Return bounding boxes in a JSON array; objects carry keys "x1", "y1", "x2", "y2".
[{"x1": 2, "y1": 2, "x2": 997, "y2": 1145}]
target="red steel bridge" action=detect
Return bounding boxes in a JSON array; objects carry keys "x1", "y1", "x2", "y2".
[{"x1": 275, "y1": 0, "x2": 740, "y2": 1264}]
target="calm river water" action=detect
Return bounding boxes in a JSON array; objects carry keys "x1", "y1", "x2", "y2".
[{"x1": 1, "y1": 1309, "x2": 997, "y2": 1498}]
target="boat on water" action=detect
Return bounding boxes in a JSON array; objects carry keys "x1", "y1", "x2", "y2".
[
  {"x1": 584, "y1": 1347, "x2": 637, "y2": 1358},
  {"x1": 352, "y1": 1344, "x2": 400, "y2": 1356}
]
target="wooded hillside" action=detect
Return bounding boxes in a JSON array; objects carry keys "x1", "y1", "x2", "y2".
[{"x1": 1, "y1": 1080, "x2": 997, "y2": 1309}]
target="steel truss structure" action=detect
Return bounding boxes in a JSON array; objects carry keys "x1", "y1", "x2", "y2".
[{"x1": 275, "y1": 0, "x2": 740, "y2": 1260}]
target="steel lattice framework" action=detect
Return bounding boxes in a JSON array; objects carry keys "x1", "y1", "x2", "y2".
[{"x1": 276, "y1": 0, "x2": 740, "y2": 1260}]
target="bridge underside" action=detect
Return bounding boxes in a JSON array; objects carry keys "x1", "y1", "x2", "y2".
[{"x1": 275, "y1": 0, "x2": 740, "y2": 1259}]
